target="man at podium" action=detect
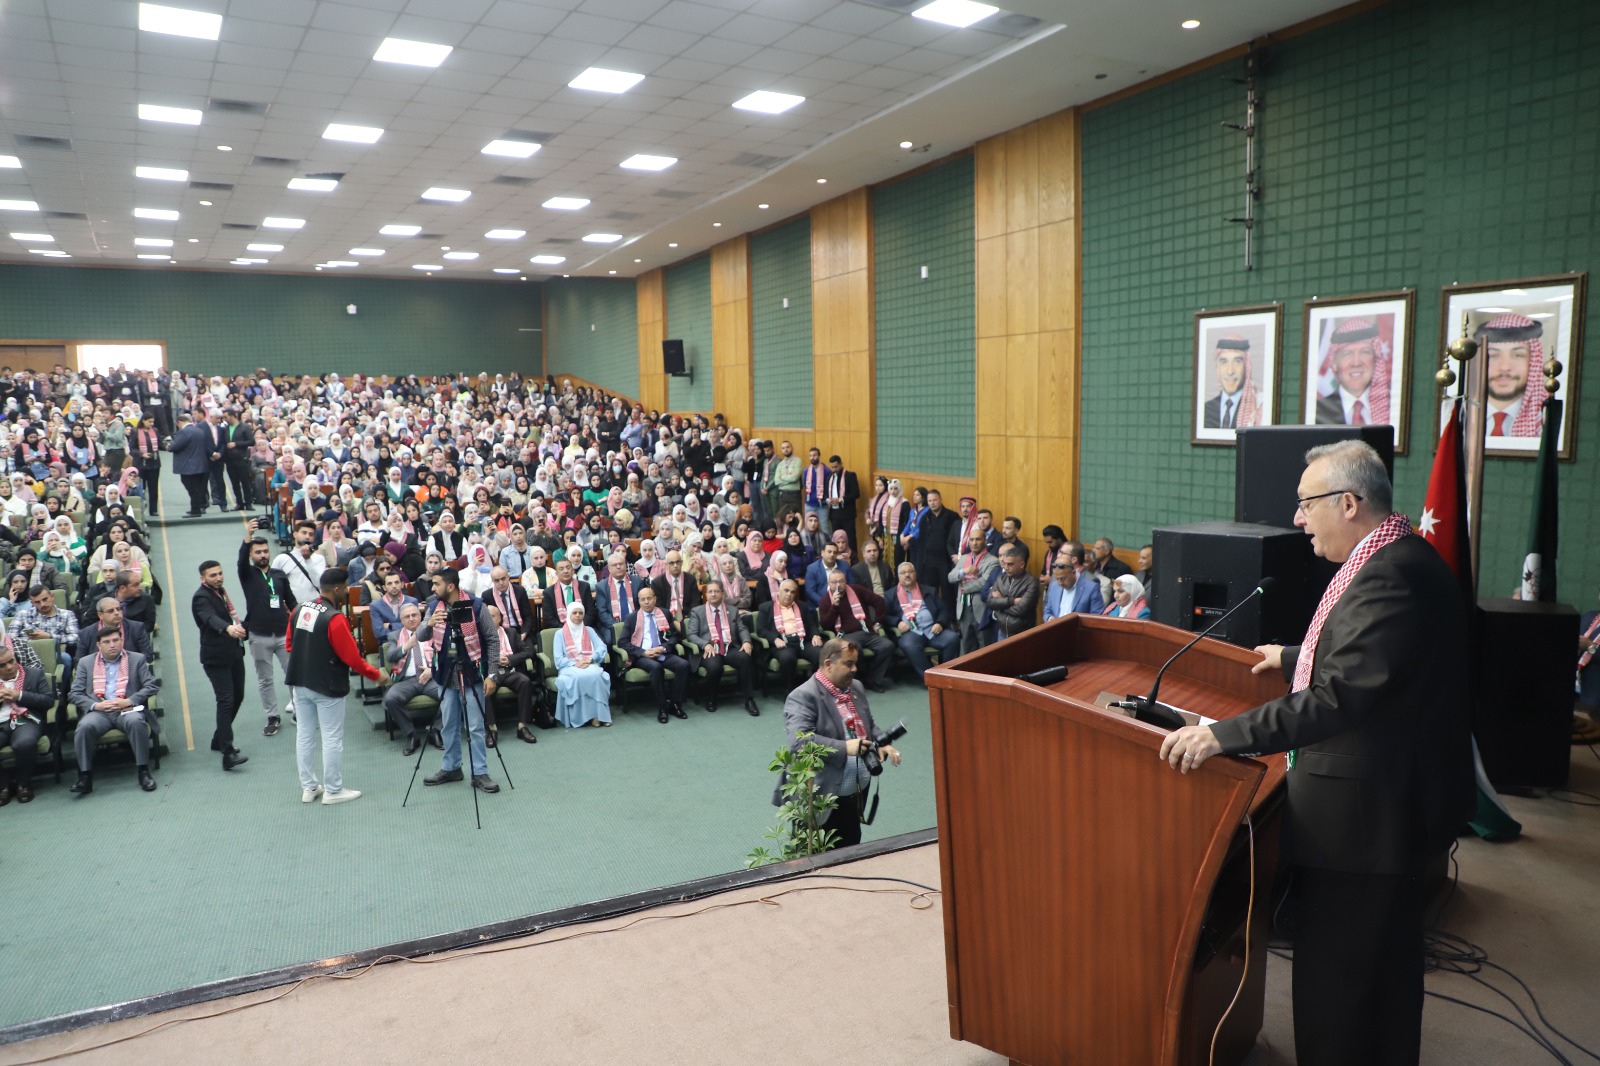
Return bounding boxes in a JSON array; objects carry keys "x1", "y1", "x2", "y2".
[{"x1": 1159, "y1": 440, "x2": 1473, "y2": 1066}]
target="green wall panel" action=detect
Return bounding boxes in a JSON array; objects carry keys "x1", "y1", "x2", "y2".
[
  {"x1": 0, "y1": 264, "x2": 540, "y2": 378},
  {"x1": 1080, "y1": 0, "x2": 1600, "y2": 599},
  {"x1": 751, "y1": 216, "x2": 815, "y2": 427},
  {"x1": 544, "y1": 277, "x2": 639, "y2": 397},
  {"x1": 874, "y1": 156, "x2": 976, "y2": 477},
  {"x1": 664, "y1": 255, "x2": 713, "y2": 413}
]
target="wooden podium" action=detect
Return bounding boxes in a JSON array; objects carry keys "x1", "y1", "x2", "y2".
[{"x1": 925, "y1": 614, "x2": 1289, "y2": 1066}]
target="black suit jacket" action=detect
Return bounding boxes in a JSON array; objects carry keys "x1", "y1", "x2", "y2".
[
  {"x1": 756, "y1": 601, "x2": 821, "y2": 645},
  {"x1": 619, "y1": 609, "x2": 684, "y2": 660},
  {"x1": 881, "y1": 582, "x2": 954, "y2": 629},
  {"x1": 649, "y1": 572, "x2": 701, "y2": 623},
  {"x1": 826, "y1": 469, "x2": 859, "y2": 521},
  {"x1": 191, "y1": 585, "x2": 245, "y2": 664},
  {"x1": 1314, "y1": 391, "x2": 1346, "y2": 425},
  {"x1": 539, "y1": 580, "x2": 597, "y2": 632},
  {"x1": 1209, "y1": 535, "x2": 1474, "y2": 874},
  {"x1": 483, "y1": 582, "x2": 536, "y2": 643},
  {"x1": 76, "y1": 619, "x2": 154, "y2": 659}
]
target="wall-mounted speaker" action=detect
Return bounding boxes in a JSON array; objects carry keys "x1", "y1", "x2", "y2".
[{"x1": 663, "y1": 339, "x2": 685, "y2": 375}]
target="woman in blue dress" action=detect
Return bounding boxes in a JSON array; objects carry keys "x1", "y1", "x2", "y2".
[{"x1": 553, "y1": 603, "x2": 612, "y2": 728}]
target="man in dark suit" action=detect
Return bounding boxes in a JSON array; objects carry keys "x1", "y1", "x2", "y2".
[
  {"x1": 882, "y1": 562, "x2": 958, "y2": 680},
  {"x1": 1202, "y1": 335, "x2": 1256, "y2": 429},
  {"x1": 684, "y1": 579, "x2": 759, "y2": 715},
  {"x1": 192, "y1": 559, "x2": 249, "y2": 770},
  {"x1": 169, "y1": 412, "x2": 212, "y2": 518},
  {"x1": 595, "y1": 550, "x2": 645, "y2": 633},
  {"x1": 621, "y1": 586, "x2": 691, "y2": 724},
  {"x1": 68, "y1": 627, "x2": 161, "y2": 795},
  {"x1": 1161, "y1": 440, "x2": 1473, "y2": 1066},
  {"x1": 203, "y1": 409, "x2": 231, "y2": 510},
  {"x1": 76, "y1": 596, "x2": 154, "y2": 659},
  {"x1": 849, "y1": 538, "x2": 895, "y2": 599},
  {"x1": 649, "y1": 551, "x2": 701, "y2": 629},
  {"x1": 222, "y1": 408, "x2": 257, "y2": 510},
  {"x1": 773, "y1": 638, "x2": 902, "y2": 849},
  {"x1": 756, "y1": 579, "x2": 823, "y2": 691},
  {"x1": 824, "y1": 455, "x2": 860, "y2": 553},
  {"x1": 1091, "y1": 537, "x2": 1132, "y2": 580},
  {"x1": 913, "y1": 488, "x2": 960, "y2": 614},
  {"x1": 540, "y1": 556, "x2": 599, "y2": 641},
  {"x1": 484, "y1": 567, "x2": 535, "y2": 648},
  {"x1": 0, "y1": 644, "x2": 55, "y2": 804}
]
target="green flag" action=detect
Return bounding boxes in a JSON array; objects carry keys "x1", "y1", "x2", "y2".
[{"x1": 1519, "y1": 398, "x2": 1561, "y2": 602}]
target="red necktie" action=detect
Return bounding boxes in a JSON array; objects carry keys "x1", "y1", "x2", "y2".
[
  {"x1": 1491, "y1": 412, "x2": 1507, "y2": 436},
  {"x1": 1351, "y1": 399, "x2": 1365, "y2": 426},
  {"x1": 713, "y1": 607, "x2": 726, "y2": 653}
]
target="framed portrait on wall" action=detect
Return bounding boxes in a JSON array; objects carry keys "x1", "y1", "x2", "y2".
[
  {"x1": 1300, "y1": 290, "x2": 1415, "y2": 455},
  {"x1": 1192, "y1": 304, "x2": 1282, "y2": 447},
  {"x1": 1437, "y1": 274, "x2": 1586, "y2": 459}
]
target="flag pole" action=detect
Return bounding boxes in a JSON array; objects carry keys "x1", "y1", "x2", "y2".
[{"x1": 1449, "y1": 311, "x2": 1488, "y2": 593}]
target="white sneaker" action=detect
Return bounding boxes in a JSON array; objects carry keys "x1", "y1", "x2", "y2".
[
  {"x1": 322, "y1": 788, "x2": 362, "y2": 805},
  {"x1": 301, "y1": 785, "x2": 322, "y2": 803}
]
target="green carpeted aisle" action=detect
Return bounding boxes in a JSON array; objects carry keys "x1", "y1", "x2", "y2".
[{"x1": 0, "y1": 468, "x2": 941, "y2": 1030}]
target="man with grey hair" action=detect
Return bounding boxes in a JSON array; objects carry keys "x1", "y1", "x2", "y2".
[
  {"x1": 1160, "y1": 439, "x2": 1473, "y2": 1066},
  {"x1": 986, "y1": 545, "x2": 1041, "y2": 641}
]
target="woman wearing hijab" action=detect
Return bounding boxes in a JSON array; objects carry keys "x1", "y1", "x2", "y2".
[
  {"x1": 41, "y1": 530, "x2": 79, "y2": 578},
  {"x1": 1102, "y1": 575, "x2": 1151, "y2": 620},
  {"x1": 552, "y1": 602, "x2": 611, "y2": 728},
  {"x1": 765, "y1": 549, "x2": 793, "y2": 604},
  {"x1": 52, "y1": 515, "x2": 85, "y2": 568},
  {"x1": 716, "y1": 552, "x2": 751, "y2": 612},
  {"x1": 738, "y1": 530, "x2": 769, "y2": 583},
  {"x1": 634, "y1": 538, "x2": 665, "y2": 582}
]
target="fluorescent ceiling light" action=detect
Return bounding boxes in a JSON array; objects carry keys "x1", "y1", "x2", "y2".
[
  {"x1": 136, "y1": 253, "x2": 171, "y2": 260},
  {"x1": 373, "y1": 37, "x2": 452, "y2": 67},
  {"x1": 138, "y1": 3, "x2": 222, "y2": 41},
  {"x1": 378, "y1": 224, "x2": 420, "y2": 236},
  {"x1": 421, "y1": 186, "x2": 471, "y2": 202},
  {"x1": 412, "y1": 264, "x2": 442, "y2": 271},
  {"x1": 138, "y1": 103, "x2": 203, "y2": 125},
  {"x1": 911, "y1": 0, "x2": 999, "y2": 28},
  {"x1": 349, "y1": 247, "x2": 385, "y2": 256},
  {"x1": 568, "y1": 67, "x2": 644, "y2": 94},
  {"x1": 0, "y1": 200, "x2": 40, "y2": 212},
  {"x1": 232, "y1": 258, "x2": 266, "y2": 264},
  {"x1": 542, "y1": 196, "x2": 589, "y2": 211},
  {"x1": 482, "y1": 139, "x2": 540, "y2": 159},
  {"x1": 262, "y1": 216, "x2": 305, "y2": 229},
  {"x1": 1181, "y1": 19, "x2": 1200, "y2": 29},
  {"x1": 529, "y1": 255, "x2": 566, "y2": 265},
  {"x1": 0, "y1": 156, "x2": 23, "y2": 169},
  {"x1": 732, "y1": 90, "x2": 804, "y2": 115},
  {"x1": 323, "y1": 123, "x2": 383, "y2": 144},
  {"x1": 485, "y1": 228, "x2": 525, "y2": 240},
  {"x1": 246, "y1": 243, "x2": 283, "y2": 252},
  {"x1": 34, "y1": 250, "x2": 71, "y2": 257},
  {"x1": 443, "y1": 251, "x2": 478, "y2": 260},
  {"x1": 134, "y1": 237, "x2": 173, "y2": 247},
  {"x1": 135, "y1": 165, "x2": 189, "y2": 181},
  {"x1": 134, "y1": 207, "x2": 180, "y2": 220},
  {"x1": 287, "y1": 177, "x2": 338, "y2": 192},
  {"x1": 10, "y1": 233, "x2": 52, "y2": 242},
  {"x1": 325, "y1": 260, "x2": 358, "y2": 267},
  {"x1": 493, "y1": 268, "x2": 520, "y2": 273},
  {"x1": 581, "y1": 233, "x2": 621, "y2": 244},
  {"x1": 620, "y1": 154, "x2": 677, "y2": 171}
]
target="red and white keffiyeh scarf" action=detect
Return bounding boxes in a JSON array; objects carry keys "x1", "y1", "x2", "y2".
[
  {"x1": 561, "y1": 621, "x2": 593, "y2": 661},
  {"x1": 814, "y1": 671, "x2": 866, "y2": 740},
  {"x1": 92, "y1": 651, "x2": 131, "y2": 700},
  {"x1": 429, "y1": 600, "x2": 483, "y2": 661},
  {"x1": 630, "y1": 607, "x2": 670, "y2": 648},
  {"x1": 895, "y1": 583, "x2": 924, "y2": 618},
  {"x1": 775, "y1": 601, "x2": 804, "y2": 637},
  {"x1": 1292, "y1": 513, "x2": 1413, "y2": 692},
  {"x1": 836, "y1": 583, "x2": 867, "y2": 625}
]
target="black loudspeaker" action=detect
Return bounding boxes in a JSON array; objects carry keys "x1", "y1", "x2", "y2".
[
  {"x1": 663, "y1": 339, "x2": 685, "y2": 375},
  {"x1": 1235, "y1": 425, "x2": 1395, "y2": 527},
  {"x1": 1151, "y1": 522, "x2": 1322, "y2": 648},
  {"x1": 1473, "y1": 597, "x2": 1579, "y2": 788}
]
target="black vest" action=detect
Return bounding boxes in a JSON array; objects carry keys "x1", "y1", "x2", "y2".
[{"x1": 284, "y1": 599, "x2": 349, "y2": 698}]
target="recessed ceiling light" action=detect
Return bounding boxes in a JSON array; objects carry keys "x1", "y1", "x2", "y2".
[
  {"x1": 634, "y1": 258, "x2": 642, "y2": 263},
  {"x1": 0, "y1": 200, "x2": 41, "y2": 212},
  {"x1": 198, "y1": 200, "x2": 213, "y2": 206},
  {"x1": 0, "y1": 156, "x2": 20, "y2": 169},
  {"x1": 582, "y1": 233, "x2": 622, "y2": 244},
  {"x1": 620, "y1": 154, "x2": 677, "y2": 171},
  {"x1": 313, "y1": 266, "x2": 322, "y2": 270},
  {"x1": 134, "y1": 207, "x2": 179, "y2": 220},
  {"x1": 138, "y1": 103, "x2": 202, "y2": 125},
  {"x1": 530, "y1": 255, "x2": 566, "y2": 265},
  {"x1": 216, "y1": 145, "x2": 232, "y2": 152},
  {"x1": 482, "y1": 139, "x2": 541, "y2": 159},
  {"x1": 713, "y1": 222, "x2": 722, "y2": 227},
  {"x1": 493, "y1": 267, "x2": 519, "y2": 274},
  {"x1": 10, "y1": 233, "x2": 52, "y2": 242},
  {"x1": 758, "y1": 203, "x2": 769, "y2": 209},
  {"x1": 485, "y1": 228, "x2": 525, "y2": 240},
  {"x1": 349, "y1": 248, "x2": 385, "y2": 256},
  {"x1": 187, "y1": 238, "x2": 198, "y2": 243},
  {"x1": 668, "y1": 242, "x2": 678, "y2": 248},
  {"x1": 378, "y1": 224, "x2": 420, "y2": 236},
  {"x1": 138, "y1": 3, "x2": 222, "y2": 41},
  {"x1": 911, "y1": 0, "x2": 998, "y2": 29},
  {"x1": 323, "y1": 123, "x2": 384, "y2": 144},
  {"x1": 262, "y1": 216, "x2": 305, "y2": 229},
  {"x1": 568, "y1": 67, "x2": 644, "y2": 94},
  {"x1": 521, "y1": 276, "x2": 527, "y2": 281},
  {"x1": 246, "y1": 243, "x2": 283, "y2": 252},
  {"x1": 421, "y1": 186, "x2": 471, "y2": 202},
  {"x1": 373, "y1": 37, "x2": 452, "y2": 67},
  {"x1": 441, "y1": 246, "x2": 449, "y2": 251},
  {"x1": 1181, "y1": 19, "x2": 1200, "y2": 29},
  {"x1": 287, "y1": 177, "x2": 338, "y2": 192},
  {"x1": 732, "y1": 90, "x2": 805, "y2": 115},
  {"x1": 608, "y1": 270, "x2": 617, "y2": 275},
  {"x1": 542, "y1": 197, "x2": 589, "y2": 211},
  {"x1": 136, "y1": 253, "x2": 170, "y2": 259},
  {"x1": 325, "y1": 260, "x2": 358, "y2": 267},
  {"x1": 135, "y1": 165, "x2": 189, "y2": 182},
  {"x1": 412, "y1": 264, "x2": 442, "y2": 271},
  {"x1": 900, "y1": 141, "x2": 914, "y2": 149},
  {"x1": 816, "y1": 178, "x2": 828, "y2": 184},
  {"x1": 134, "y1": 237, "x2": 173, "y2": 247},
  {"x1": 35, "y1": 250, "x2": 71, "y2": 257},
  {"x1": 232, "y1": 258, "x2": 266, "y2": 264},
  {"x1": 443, "y1": 251, "x2": 478, "y2": 260}
]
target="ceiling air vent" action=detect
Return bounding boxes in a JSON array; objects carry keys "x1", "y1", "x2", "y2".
[
  {"x1": 208, "y1": 98, "x2": 270, "y2": 116},
  {"x1": 43, "y1": 210, "x2": 87, "y2": 220},
  {"x1": 251, "y1": 155, "x2": 299, "y2": 168},
  {"x1": 654, "y1": 189, "x2": 697, "y2": 200},
  {"x1": 16, "y1": 135, "x2": 71, "y2": 150},
  {"x1": 221, "y1": 222, "x2": 258, "y2": 230},
  {"x1": 730, "y1": 152, "x2": 787, "y2": 169},
  {"x1": 189, "y1": 180, "x2": 234, "y2": 191},
  {"x1": 491, "y1": 175, "x2": 533, "y2": 186}
]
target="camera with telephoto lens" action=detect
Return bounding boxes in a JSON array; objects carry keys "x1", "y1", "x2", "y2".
[{"x1": 860, "y1": 720, "x2": 908, "y2": 776}]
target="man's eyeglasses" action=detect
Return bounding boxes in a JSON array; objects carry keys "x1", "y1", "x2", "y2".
[{"x1": 1295, "y1": 489, "x2": 1362, "y2": 514}]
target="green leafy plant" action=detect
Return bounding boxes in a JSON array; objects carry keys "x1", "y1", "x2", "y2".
[{"x1": 747, "y1": 733, "x2": 840, "y2": 867}]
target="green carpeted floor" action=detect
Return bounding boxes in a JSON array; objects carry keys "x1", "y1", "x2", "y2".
[{"x1": 0, "y1": 469, "x2": 940, "y2": 1030}]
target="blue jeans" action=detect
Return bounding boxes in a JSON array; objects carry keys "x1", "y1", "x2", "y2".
[
  {"x1": 438, "y1": 680, "x2": 487, "y2": 776},
  {"x1": 292, "y1": 687, "x2": 347, "y2": 794}
]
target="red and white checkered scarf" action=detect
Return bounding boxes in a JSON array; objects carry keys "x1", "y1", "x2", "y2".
[
  {"x1": 92, "y1": 650, "x2": 130, "y2": 700},
  {"x1": 814, "y1": 671, "x2": 866, "y2": 740},
  {"x1": 1293, "y1": 512, "x2": 1413, "y2": 692},
  {"x1": 1318, "y1": 316, "x2": 1390, "y2": 425},
  {"x1": 1481, "y1": 313, "x2": 1549, "y2": 437}
]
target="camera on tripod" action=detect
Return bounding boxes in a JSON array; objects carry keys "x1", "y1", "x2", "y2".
[{"x1": 860, "y1": 720, "x2": 908, "y2": 776}]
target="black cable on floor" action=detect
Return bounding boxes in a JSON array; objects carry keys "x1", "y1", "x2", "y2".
[
  {"x1": 1543, "y1": 788, "x2": 1600, "y2": 807},
  {"x1": 1424, "y1": 991, "x2": 1573, "y2": 1065}
]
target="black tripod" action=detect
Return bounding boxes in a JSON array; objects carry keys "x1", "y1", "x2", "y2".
[{"x1": 402, "y1": 664, "x2": 514, "y2": 828}]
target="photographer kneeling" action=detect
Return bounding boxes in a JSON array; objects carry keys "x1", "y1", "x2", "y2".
[{"x1": 776, "y1": 638, "x2": 903, "y2": 850}]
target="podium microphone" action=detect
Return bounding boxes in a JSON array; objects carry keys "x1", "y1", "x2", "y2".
[{"x1": 1120, "y1": 577, "x2": 1277, "y2": 731}]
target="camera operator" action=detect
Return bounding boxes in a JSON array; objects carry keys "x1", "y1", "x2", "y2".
[
  {"x1": 419, "y1": 568, "x2": 501, "y2": 794},
  {"x1": 238, "y1": 518, "x2": 296, "y2": 736},
  {"x1": 774, "y1": 638, "x2": 902, "y2": 849}
]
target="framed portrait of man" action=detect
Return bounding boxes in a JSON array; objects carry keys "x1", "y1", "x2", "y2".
[
  {"x1": 1193, "y1": 304, "x2": 1282, "y2": 447},
  {"x1": 1437, "y1": 274, "x2": 1586, "y2": 459},
  {"x1": 1301, "y1": 290, "x2": 1415, "y2": 455}
]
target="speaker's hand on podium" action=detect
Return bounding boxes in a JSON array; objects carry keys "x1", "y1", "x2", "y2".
[
  {"x1": 1250, "y1": 644, "x2": 1284, "y2": 675},
  {"x1": 1160, "y1": 726, "x2": 1221, "y2": 774}
]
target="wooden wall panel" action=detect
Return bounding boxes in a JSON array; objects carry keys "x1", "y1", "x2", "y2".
[
  {"x1": 809, "y1": 190, "x2": 875, "y2": 546},
  {"x1": 710, "y1": 236, "x2": 753, "y2": 430},
  {"x1": 974, "y1": 107, "x2": 1083, "y2": 558},
  {"x1": 636, "y1": 269, "x2": 666, "y2": 413}
]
